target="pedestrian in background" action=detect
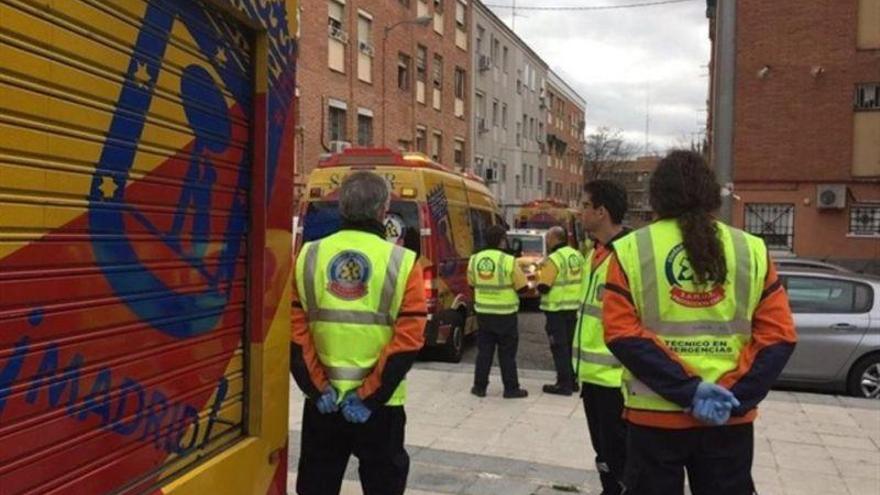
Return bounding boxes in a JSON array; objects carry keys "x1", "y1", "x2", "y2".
[
  {"x1": 290, "y1": 171, "x2": 427, "y2": 495},
  {"x1": 537, "y1": 226, "x2": 585, "y2": 395},
  {"x1": 573, "y1": 180, "x2": 630, "y2": 495},
  {"x1": 603, "y1": 150, "x2": 797, "y2": 495},
  {"x1": 469, "y1": 225, "x2": 530, "y2": 399}
]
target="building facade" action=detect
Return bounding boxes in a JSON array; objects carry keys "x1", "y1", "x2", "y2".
[
  {"x1": 296, "y1": 0, "x2": 472, "y2": 193},
  {"x1": 546, "y1": 70, "x2": 587, "y2": 207},
  {"x1": 470, "y1": 1, "x2": 550, "y2": 222},
  {"x1": 707, "y1": 0, "x2": 880, "y2": 271},
  {"x1": 601, "y1": 155, "x2": 660, "y2": 228}
]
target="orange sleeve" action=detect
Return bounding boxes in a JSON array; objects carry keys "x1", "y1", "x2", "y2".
[
  {"x1": 358, "y1": 262, "x2": 428, "y2": 407},
  {"x1": 290, "y1": 265, "x2": 329, "y2": 398}
]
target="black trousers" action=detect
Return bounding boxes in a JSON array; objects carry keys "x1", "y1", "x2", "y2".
[
  {"x1": 473, "y1": 313, "x2": 521, "y2": 392},
  {"x1": 545, "y1": 310, "x2": 577, "y2": 388},
  {"x1": 296, "y1": 399, "x2": 409, "y2": 495},
  {"x1": 623, "y1": 423, "x2": 756, "y2": 495},
  {"x1": 582, "y1": 384, "x2": 627, "y2": 495}
]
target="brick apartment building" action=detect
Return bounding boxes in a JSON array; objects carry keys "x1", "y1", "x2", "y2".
[
  {"x1": 546, "y1": 70, "x2": 587, "y2": 207},
  {"x1": 471, "y1": 1, "x2": 549, "y2": 221},
  {"x1": 707, "y1": 0, "x2": 880, "y2": 271},
  {"x1": 295, "y1": 0, "x2": 472, "y2": 193},
  {"x1": 601, "y1": 155, "x2": 660, "y2": 228}
]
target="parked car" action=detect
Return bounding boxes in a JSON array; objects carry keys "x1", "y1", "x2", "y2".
[
  {"x1": 774, "y1": 257, "x2": 852, "y2": 273},
  {"x1": 776, "y1": 268, "x2": 880, "y2": 398}
]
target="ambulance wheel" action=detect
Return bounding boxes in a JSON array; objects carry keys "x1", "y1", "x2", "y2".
[{"x1": 442, "y1": 315, "x2": 465, "y2": 363}]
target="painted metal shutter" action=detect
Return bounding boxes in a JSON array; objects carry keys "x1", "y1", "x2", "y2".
[{"x1": 0, "y1": 0, "x2": 252, "y2": 493}]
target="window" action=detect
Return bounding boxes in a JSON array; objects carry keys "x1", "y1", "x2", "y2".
[
  {"x1": 397, "y1": 139, "x2": 411, "y2": 151},
  {"x1": 431, "y1": 131, "x2": 443, "y2": 162},
  {"x1": 850, "y1": 204, "x2": 880, "y2": 236},
  {"x1": 455, "y1": 0, "x2": 468, "y2": 50},
  {"x1": 470, "y1": 208, "x2": 493, "y2": 250},
  {"x1": 502, "y1": 103, "x2": 507, "y2": 129},
  {"x1": 432, "y1": 54, "x2": 443, "y2": 88},
  {"x1": 433, "y1": 0, "x2": 444, "y2": 35},
  {"x1": 398, "y1": 53, "x2": 411, "y2": 90},
  {"x1": 784, "y1": 276, "x2": 874, "y2": 314},
  {"x1": 475, "y1": 92, "x2": 484, "y2": 118},
  {"x1": 327, "y1": 0, "x2": 346, "y2": 73},
  {"x1": 744, "y1": 203, "x2": 795, "y2": 250},
  {"x1": 455, "y1": 0, "x2": 466, "y2": 29},
  {"x1": 500, "y1": 163, "x2": 507, "y2": 181},
  {"x1": 515, "y1": 175, "x2": 521, "y2": 198},
  {"x1": 492, "y1": 38, "x2": 500, "y2": 67},
  {"x1": 854, "y1": 83, "x2": 880, "y2": 176},
  {"x1": 537, "y1": 168, "x2": 543, "y2": 187},
  {"x1": 417, "y1": 0, "x2": 428, "y2": 17},
  {"x1": 357, "y1": 111, "x2": 373, "y2": 146},
  {"x1": 328, "y1": 103, "x2": 347, "y2": 142},
  {"x1": 476, "y1": 24, "x2": 484, "y2": 54},
  {"x1": 454, "y1": 139, "x2": 465, "y2": 168},
  {"x1": 858, "y1": 0, "x2": 880, "y2": 49},
  {"x1": 416, "y1": 45, "x2": 427, "y2": 104},
  {"x1": 432, "y1": 54, "x2": 443, "y2": 110},
  {"x1": 416, "y1": 126, "x2": 427, "y2": 153},
  {"x1": 855, "y1": 83, "x2": 879, "y2": 110},
  {"x1": 516, "y1": 122, "x2": 521, "y2": 146},
  {"x1": 502, "y1": 46, "x2": 509, "y2": 73},
  {"x1": 454, "y1": 66, "x2": 466, "y2": 98},
  {"x1": 357, "y1": 13, "x2": 373, "y2": 83},
  {"x1": 454, "y1": 67, "x2": 466, "y2": 118},
  {"x1": 492, "y1": 100, "x2": 499, "y2": 127}
]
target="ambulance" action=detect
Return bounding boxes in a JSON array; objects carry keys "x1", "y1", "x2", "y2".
[
  {"x1": 1, "y1": 0, "x2": 296, "y2": 493},
  {"x1": 297, "y1": 148, "x2": 504, "y2": 362},
  {"x1": 515, "y1": 199, "x2": 590, "y2": 252}
]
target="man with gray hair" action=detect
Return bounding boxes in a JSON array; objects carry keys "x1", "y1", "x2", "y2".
[{"x1": 291, "y1": 171, "x2": 427, "y2": 495}]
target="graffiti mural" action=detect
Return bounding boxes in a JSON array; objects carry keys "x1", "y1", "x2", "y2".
[{"x1": 0, "y1": 0, "x2": 296, "y2": 493}]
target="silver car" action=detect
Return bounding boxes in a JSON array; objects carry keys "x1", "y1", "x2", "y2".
[{"x1": 776, "y1": 268, "x2": 880, "y2": 398}]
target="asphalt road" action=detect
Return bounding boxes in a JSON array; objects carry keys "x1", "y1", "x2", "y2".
[{"x1": 460, "y1": 308, "x2": 557, "y2": 373}]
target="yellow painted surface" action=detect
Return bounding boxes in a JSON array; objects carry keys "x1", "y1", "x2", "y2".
[
  {"x1": 853, "y1": 112, "x2": 880, "y2": 177},
  {"x1": 858, "y1": 0, "x2": 880, "y2": 49}
]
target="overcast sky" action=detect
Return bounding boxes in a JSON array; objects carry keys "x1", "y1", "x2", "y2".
[{"x1": 486, "y1": 0, "x2": 711, "y2": 154}]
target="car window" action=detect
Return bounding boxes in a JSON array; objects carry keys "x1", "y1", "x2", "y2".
[
  {"x1": 783, "y1": 276, "x2": 873, "y2": 314},
  {"x1": 304, "y1": 200, "x2": 421, "y2": 257},
  {"x1": 508, "y1": 235, "x2": 545, "y2": 255},
  {"x1": 469, "y1": 208, "x2": 493, "y2": 251}
]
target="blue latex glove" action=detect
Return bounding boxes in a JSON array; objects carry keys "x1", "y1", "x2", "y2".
[
  {"x1": 315, "y1": 387, "x2": 339, "y2": 414},
  {"x1": 692, "y1": 398, "x2": 733, "y2": 425},
  {"x1": 341, "y1": 392, "x2": 372, "y2": 424},
  {"x1": 691, "y1": 382, "x2": 741, "y2": 425}
]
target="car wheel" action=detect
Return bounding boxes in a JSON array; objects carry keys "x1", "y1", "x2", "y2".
[
  {"x1": 442, "y1": 317, "x2": 464, "y2": 363},
  {"x1": 848, "y1": 354, "x2": 880, "y2": 399}
]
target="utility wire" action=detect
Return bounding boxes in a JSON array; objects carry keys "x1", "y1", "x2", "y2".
[{"x1": 485, "y1": 0, "x2": 695, "y2": 11}]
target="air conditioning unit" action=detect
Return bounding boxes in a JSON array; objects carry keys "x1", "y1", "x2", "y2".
[
  {"x1": 329, "y1": 140, "x2": 351, "y2": 153},
  {"x1": 816, "y1": 184, "x2": 847, "y2": 210},
  {"x1": 477, "y1": 117, "x2": 488, "y2": 133},
  {"x1": 358, "y1": 41, "x2": 374, "y2": 57},
  {"x1": 328, "y1": 25, "x2": 349, "y2": 44},
  {"x1": 478, "y1": 55, "x2": 492, "y2": 72}
]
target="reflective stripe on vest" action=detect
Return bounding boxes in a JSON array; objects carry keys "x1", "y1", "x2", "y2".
[
  {"x1": 298, "y1": 232, "x2": 415, "y2": 406},
  {"x1": 614, "y1": 220, "x2": 768, "y2": 412},
  {"x1": 469, "y1": 250, "x2": 519, "y2": 314},
  {"x1": 573, "y1": 249, "x2": 623, "y2": 388},
  {"x1": 541, "y1": 246, "x2": 585, "y2": 312}
]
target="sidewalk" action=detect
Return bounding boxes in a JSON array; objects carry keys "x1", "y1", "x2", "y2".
[{"x1": 287, "y1": 363, "x2": 880, "y2": 495}]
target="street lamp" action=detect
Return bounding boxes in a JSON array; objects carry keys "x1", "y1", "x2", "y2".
[{"x1": 381, "y1": 15, "x2": 433, "y2": 147}]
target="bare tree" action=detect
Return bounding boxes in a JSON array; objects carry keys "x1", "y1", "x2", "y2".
[{"x1": 583, "y1": 127, "x2": 638, "y2": 182}]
